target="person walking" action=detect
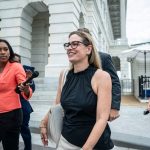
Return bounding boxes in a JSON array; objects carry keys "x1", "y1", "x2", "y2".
[
  {"x1": 40, "y1": 31, "x2": 114, "y2": 149},
  {"x1": 99, "y1": 52, "x2": 121, "y2": 121},
  {"x1": 14, "y1": 53, "x2": 35, "y2": 150},
  {"x1": 0, "y1": 39, "x2": 32, "y2": 150},
  {"x1": 21, "y1": 65, "x2": 35, "y2": 150},
  {"x1": 77, "y1": 28, "x2": 121, "y2": 121}
]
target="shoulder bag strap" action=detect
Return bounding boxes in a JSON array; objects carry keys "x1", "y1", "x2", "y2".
[{"x1": 61, "y1": 68, "x2": 68, "y2": 91}]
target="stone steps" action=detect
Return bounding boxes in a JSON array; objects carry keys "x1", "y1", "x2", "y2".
[
  {"x1": 30, "y1": 100, "x2": 54, "y2": 105},
  {"x1": 29, "y1": 77, "x2": 57, "y2": 135},
  {"x1": 29, "y1": 77, "x2": 57, "y2": 105},
  {"x1": 31, "y1": 91, "x2": 56, "y2": 100},
  {"x1": 34, "y1": 84, "x2": 57, "y2": 91}
]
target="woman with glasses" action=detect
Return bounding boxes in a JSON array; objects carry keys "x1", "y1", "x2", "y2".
[{"x1": 40, "y1": 31, "x2": 114, "y2": 149}]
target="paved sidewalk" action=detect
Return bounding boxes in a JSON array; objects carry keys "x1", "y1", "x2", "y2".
[
  {"x1": 30, "y1": 96, "x2": 150, "y2": 150},
  {"x1": 110, "y1": 105, "x2": 150, "y2": 149},
  {"x1": 1, "y1": 96, "x2": 150, "y2": 150},
  {"x1": 110, "y1": 96, "x2": 150, "y2": 149},
  {"x1": 121, "y1": 95, "x2": 147, "y2": 107}
]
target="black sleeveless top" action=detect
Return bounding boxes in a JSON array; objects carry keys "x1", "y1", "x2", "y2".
[{"x1": 61, "y1": 65, "x2": 114, "y2": 150}]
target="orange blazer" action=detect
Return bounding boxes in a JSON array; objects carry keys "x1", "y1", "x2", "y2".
[{"x1": 0, "y1": 62, "x2": 32, "y2": 113}]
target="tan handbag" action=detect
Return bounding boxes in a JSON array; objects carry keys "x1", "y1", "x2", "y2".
[{"x1": 47, "y1": 69, "x2": 68, "y2": 147}]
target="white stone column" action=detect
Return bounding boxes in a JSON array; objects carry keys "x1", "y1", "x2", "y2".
[
  {"x1": 87, "y1": 0, "x2": 113, "y2": 52},
  {"x1": 86, "y1": 0, "x2": 100, "y2": 49},
  {"x1": 120, "y1": 0, "x2": 128, "y2": 45},
  {"x1": 19, "y1": 5, "x2": 36, "y2": 65},
  {"x1": 45, "y1": 1, "x2": 81, "y2": 77}
]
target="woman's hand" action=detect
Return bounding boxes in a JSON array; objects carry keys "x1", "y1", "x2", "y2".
[
  {"x1": 40, "y1": 120, "x2": 48, "y2": 146},
  {"x1": 18, "y1": 83, "x2": 30, "y2": 97}
]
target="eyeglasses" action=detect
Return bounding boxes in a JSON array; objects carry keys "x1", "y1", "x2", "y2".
[{"x1": 63, "y1": 41, "x2": 85, "y2": 50}]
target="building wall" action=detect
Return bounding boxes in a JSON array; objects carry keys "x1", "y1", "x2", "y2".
[
  {"x1": 45, "y1": 0, "x2": 81, "y2": 77},
  {"x1": 0, "y1": 0, "x2": 36, "y2": 65},
  {"x1": 31, "y1": 12, "x2": 49, "y2": 77},
  {"x1": 0, "y1": 0, "x2": 127, "y2": 78}
]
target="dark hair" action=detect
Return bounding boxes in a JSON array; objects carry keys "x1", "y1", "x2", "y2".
[
  {"x1": 14, "y1": 53, "x2": 21, "y2": 63},
  {"x1": 0, "y1": 39, "x2": 15, "y2": 63},
  {"x1": 14, "y1": 53, "x2": 21, "y2": 58}
]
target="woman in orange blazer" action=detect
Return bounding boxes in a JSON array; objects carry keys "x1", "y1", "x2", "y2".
[{"x1": 0, "y1": 39, "x2": 32, "y2": 150}]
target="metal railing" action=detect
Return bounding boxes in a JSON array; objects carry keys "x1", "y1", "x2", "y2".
[
  {"x1": 120, "y1": 79, "x2": 134, "y2": 95},
  {"x1": 139, "y1": 75, "x2": 150, "y2": 98}
]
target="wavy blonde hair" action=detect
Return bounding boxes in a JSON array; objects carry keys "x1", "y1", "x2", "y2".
[{"x1": 68, "y1": 31, "x2": 101, "y2": 69}]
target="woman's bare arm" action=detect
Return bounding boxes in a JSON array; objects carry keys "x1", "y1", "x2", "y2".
[{"x1": 82, "y1": 69, "x2": 112, "y2": 150}]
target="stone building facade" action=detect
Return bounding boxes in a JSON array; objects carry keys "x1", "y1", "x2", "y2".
[{"x1": 0, "y1": 0, "x2": 128, "y2": 78}]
